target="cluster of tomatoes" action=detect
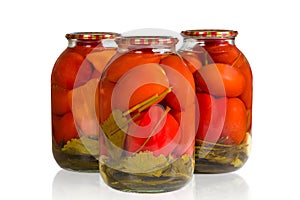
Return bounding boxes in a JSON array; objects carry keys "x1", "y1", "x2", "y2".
[
  {"x1": 52, "y1": 40, "x2": 252, "y2": 157},
  {"x1": 100, "y1": 49, "x2": 196, "y2": 157},
  {"x1": 180, "y1": 40, "x2": 252, "y2": 145},
  {"x1": 51, "y1": 42, "x2": 116, "y2": 145}
]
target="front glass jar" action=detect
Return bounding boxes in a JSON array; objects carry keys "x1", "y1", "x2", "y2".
[
  {"x1": 99, "y1": 36, "x2": 196, "y2": 193},
  {"x1": 51, "y1": 32, "x2": 120, "y2": 172},
  {"x1": 179, "y1": 30, "x2": 252, "y2": 173}
]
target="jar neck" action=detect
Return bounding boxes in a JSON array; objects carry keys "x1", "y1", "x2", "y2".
[
  {"x1": 68, "y1": 39, "x2": 104, "y2": 48},
  {"x1": 116, "y1": 36, "x2": 178, "y2": 54},
  {"x1": 181, "y1": 38, "x2": 235, "y2": 50},
  {"x1": 118, "y1": 43, "x2": 176, "y2": 53}
]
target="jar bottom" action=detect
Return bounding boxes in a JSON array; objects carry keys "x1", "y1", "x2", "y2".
[
  {"x1": 53, "y1": 146, "x2": 99, "y2": 172},
  {"x1": 194, "y1": 133, "x2": 251, "y2": 174},
  {"x1": 99, "y1": 154, "x2": 194, "y2": 193},
  {"x1": 194, "y1": 157, "x2": 248, "y2": 174},
  {"x1": 100, "y1": 164, "x2": 191, "y2": 193}
]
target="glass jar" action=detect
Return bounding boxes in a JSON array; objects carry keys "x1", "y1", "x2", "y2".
[
  {"x1": 51, "y1": 32, "x2": 120, "y2": 172},
  {"x1": 99, "y1": 36, "x2": 196, "y2": 193},
  {"x1": 179, "y1": 30, "x2": 252, "y2": 173}
]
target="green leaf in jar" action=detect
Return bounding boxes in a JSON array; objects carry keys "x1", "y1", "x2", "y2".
[
  {"x1": 231, "y1": 157, "x2": 243, "y2": 168},
  {"x1": 195, "y1": 132, "x2": 251, "y2": 170},
  {"x1": 163, "y1": 154, "x2": 194, "y2": 178},
  {"x1": 100, "y1": 109, "x2": 130, "y2": 160},
  {"x1": 61, "y1": 136, "x2": 99, "y2": 156},
  {"x1": 117, "y1": 151, "x2": 171, "y2": 174}
]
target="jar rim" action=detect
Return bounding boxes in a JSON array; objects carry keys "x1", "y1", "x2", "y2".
[
  {"x1": 181, "y1": 29, "x2": 238, "y2": 38},
  {"x1": 115, "y1": 36, "x2": 179, "y2": 45},
  {"x1": 65, "y1": 32, "x2": 121, "y2": 41}
]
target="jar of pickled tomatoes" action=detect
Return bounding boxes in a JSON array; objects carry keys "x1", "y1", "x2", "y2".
[
  {"x1": 51, "y1": 32, "x2": 120, "y2": 172},
  {"x1": 99, "y1": 36, "x2": 196, "y2": 192},
  {"x1": 179, "y1": 30, "x2": 252, "y2": 173}
]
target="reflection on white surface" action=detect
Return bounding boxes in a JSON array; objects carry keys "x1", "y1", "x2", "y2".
[
  {"x1": 52, "y1": 170, "x2": 249, "y2": 200},
  {"x1": 195, "y1": 173, "x2": 250, "y2": 200},
  {"x1": 52, "y1": 170, "x2": 101, "y2": 200},
  {"x1": 52, "y1": 169, "x2": 195, "y2": 200}
]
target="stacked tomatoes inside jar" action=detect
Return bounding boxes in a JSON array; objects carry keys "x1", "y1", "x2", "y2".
[
  {"x1": 51, "y1": 32, "x2": 119, "y2": 171},
  {"x1": 179, "y1": 30, "x2": 252, "y2": 173},
  {"x1": 98, "y1": 36, "x2": 196, "y2": 192}
]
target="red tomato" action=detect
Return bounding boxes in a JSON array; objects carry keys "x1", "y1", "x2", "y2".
[
  {"x1": 179, "y1": 51, "x2": 203, "y2": 73},
  {"x1": 160, "y1": 55, "x2": 195, "y2": 111},
  {"x1": 171, "y1": 106, "x2": 196, "y2": 157},
  {"x1": 73, "y1": 43, "x2": 104, "y2": 57},
  {"x1": 195, "y1": 63, "x2": 246, "y2": 97},
  {"x1": 169, "y1": 109, "x2": 181, "y2": 124},
  {"x1": 99, "y1": 80, "x2": 116, "y2": 123},
  {"x1": 71, "y1": 79, "x2": 99, "y2": 137},
  {"x1": 53, "y1": 112, "x2": 79, "y2": 144},
  {"x1": 51, "y1": 85, "x2": 70, "y2": 115},
  {"x1": 192, "y1": 44, "x2": 214, "y2": 65},
  {"x1": 105, "y1": 52, "x2": 161, "y2": 83},
  {"x1": 125, "y1": 105, "x2": 181, "y2": 156},
  {"x1": 196, "y1": 93, "x2": 227, "y2": 143},
  {"x1": 74, "y1": 59, "x2": 94, "y2": 88},
  {"x1": 204, "y1": 43, "x2": 241, "y2": 65},
  {"x1": 52, "y1": 51, "x2": 93, "y2": 89},
  {"x1": 111, "y1": 63, "x2": 169, "y2": 111},
  {"x1": 246, "y1": 109, "x2": 252, "y2": 132},
  {"x1": 221, "y1": 98, "x2": 247, "y2": 145},
  {"x1": 238, "y1": 60, "x2": 253, "y2": 109},
  {"x1": 52, "y1": 115, "x2": 61, "y2": 146}
]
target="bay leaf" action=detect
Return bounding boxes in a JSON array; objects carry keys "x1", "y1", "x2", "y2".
[
  {"x1": 117, "y1": 151, "x2": 170, "y2": 174},
  {"x1": 100, "y1": 109, "x2": 128, "y2": 160},
  {"x1": 163, "y1": 154, "x2": 193, "y2": 178},
  {"x1": 61, "y1": 136, "x2": 98, "y2": 156}
]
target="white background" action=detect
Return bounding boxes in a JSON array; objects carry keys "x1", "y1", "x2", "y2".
[{"x1": 0, "y1": 0, "x2": 299, "y2": 199}]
